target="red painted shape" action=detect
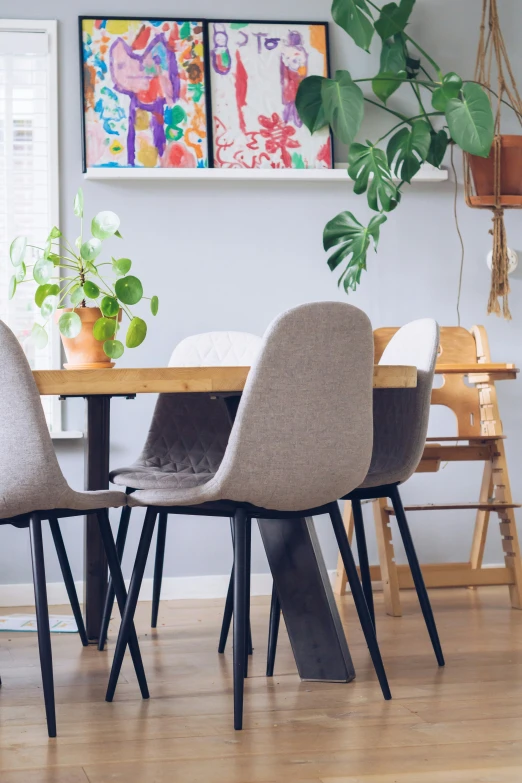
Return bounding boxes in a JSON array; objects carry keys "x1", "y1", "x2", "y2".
[
  {"x1": 235, "y1": 49, "x2": 248, "y2": 135},
  {"x1": 132, "y1": 24, "x2": 151, "y2": 51},
  {"x1": 317, "y1": 139, "x2": 332, "y2": 168}
]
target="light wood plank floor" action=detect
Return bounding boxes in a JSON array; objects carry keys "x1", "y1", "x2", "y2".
[{"x1": 1, "y1": 587, "x2": 522, "y2": 782}]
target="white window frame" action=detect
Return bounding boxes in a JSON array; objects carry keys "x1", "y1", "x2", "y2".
[{"x1": 0, "y1": 19, "x2": 77, "y2": 437}]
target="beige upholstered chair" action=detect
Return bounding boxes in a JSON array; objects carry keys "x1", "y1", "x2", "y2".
[
  {"x1": 102, "y1": 302, "x2": 391, "y2": 730},
  {"x1": 0, "y1": 320, "x2": 149, "y2": 737}
]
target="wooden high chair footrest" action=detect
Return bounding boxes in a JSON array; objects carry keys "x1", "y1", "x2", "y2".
[
  {"x1": 384, "y1": 502, "x2": 521, "y2": 514},
  {"x1": 425, "y1": 436, "x2": 506, "y2": 442}
]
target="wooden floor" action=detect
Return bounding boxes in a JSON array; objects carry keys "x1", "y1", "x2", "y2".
[{"x1": 1, "y1": 587, "x2": 522, "y2": 782}]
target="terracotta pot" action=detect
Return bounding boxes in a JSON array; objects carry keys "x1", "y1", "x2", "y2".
[
  {"x1": 468, "y1": 134, "x2": 522, "y2": 199},
  {"x1": 56, "y1": 307, "x2": 122, "y2": 370}
]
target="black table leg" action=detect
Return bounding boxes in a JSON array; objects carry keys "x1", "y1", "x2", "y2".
[
  {"x1": 257, "y1": 517, "x2": 354, "y2": 682},
  {"x1": 84, "y1": 395, "x2": 111, "y2": 642}
]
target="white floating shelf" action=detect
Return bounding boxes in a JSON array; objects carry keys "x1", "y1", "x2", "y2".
[{"x1": 84, "y1": 162, "x2": 447, "y2": 183}]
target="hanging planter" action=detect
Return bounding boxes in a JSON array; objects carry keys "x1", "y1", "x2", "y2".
[{"x1": 463, "y1": 0, "x2": 522, "y2": 319}]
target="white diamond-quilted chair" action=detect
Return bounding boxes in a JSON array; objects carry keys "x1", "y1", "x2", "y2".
[{"x1": 99, "y1": 331, "x2": 262, "y2": 649}]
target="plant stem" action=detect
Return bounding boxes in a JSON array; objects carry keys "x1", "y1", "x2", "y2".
[
  {"x1": 403, "y1": 32, "x2": 443, "y2": 79},
  {"x1": 357, "y1": 76, "x2": 439, "y2": 88},
  {"x1": 411, "y1": 82, "x2": 435, "y2": 131},
  {"x1": 364, "y1": 98, "x2": 410, "y2": 122}
]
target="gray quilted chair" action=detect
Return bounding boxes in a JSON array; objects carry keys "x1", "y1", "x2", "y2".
[
  {"x1": 103, "y1": 302, "x2": 392, "y2": 730},
  {"x1": 98, "y1": 332, "x2": 262, "y2": 649},
  {"x1": 265, "y1": 319, "x2": 445, "y2": 676},
  {"x1": 0, "y1": 320, "x2": 149, "y2": 738}
]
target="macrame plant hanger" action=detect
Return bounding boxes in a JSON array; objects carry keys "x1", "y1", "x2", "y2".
[{"x1": 464, "y1": 0, "x2": 522, "y2": 319}]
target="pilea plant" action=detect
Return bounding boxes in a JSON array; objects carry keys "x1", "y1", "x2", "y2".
[
  {"x1": 296, "y1": 0, "x2": 499, "y2": 292},
  {"x1": 8, "y1": 188, "x2": 158, "y2": 359}
]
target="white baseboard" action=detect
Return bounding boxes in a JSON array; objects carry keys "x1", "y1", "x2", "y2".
[{"x1": 0, "y1": 571, "x2": 337, "y2": 608}]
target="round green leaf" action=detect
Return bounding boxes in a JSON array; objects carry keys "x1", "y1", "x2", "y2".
[
  {"x1": 15, "y1": 262, "x2": 26, "y2": 283},
  {"x1": 10, "y1": 236, "x2": 27, "y2": 267},
  {"x1": 100, "y1": 296, "x2": 120, "y2": 318},
  {"x1": 91, "y1": 211, "x2": 120, "y2": 240},
  {"x1": 126, "y1": 317, "x2": 147, "y2": 348},
  {"x1": 48, "y1": 226, "x2": 62, "y2": 240},
  {"x1": 112, "y1": 256, "x2": 132, "y2": 276},
  {"x1": 432, "y1": 72, "x2": 463, "y2": 112},
  {"x1": 31, "y1": 323, "x2": 48, "y2": 350},
  {"x1": 41, "y1": 295, "x2": 59, "y2": 318},
  {"x1": 80, "y1": 237, "x2": 102, "y2": 262},
  {"x1": 103, "y1": 339, "x2": 124, "y2": 360},
  {"x1": 35, "y1": 283, "x2": 59, "y2": 308},
  {"x1": 150, "y1": 295, "x2": 159, "y2": 316},
  {"x1": 8, "y1": 275, "x2": 17, "y2": 300},
  {"x1": 93, "y1": 316, "x2": 117, "y2": 341},
  {"x1": 59, "y1": 311, "x2": 82, "y2": 338},
  {"x1": 295, "y1": 76, "x2": 329, "y2": 135},
  {"x1": 70, "y1": 285, "x2": 85, "y2": 306},
  {"x1": 83, "y1": 280, "x2": 100, "y2": 299},
  {"x1": 445, "y1": 82, "x2": 494, "y2": 157},
  {"x1": 33, "y1": 257, "x2": 55, "y2": 285},
  {"x1": 115, "y1": 275, "x2": 143, "y2": 305},
  {"x1": 73, "y1": 187, "x2": 84, "y2": 218}
]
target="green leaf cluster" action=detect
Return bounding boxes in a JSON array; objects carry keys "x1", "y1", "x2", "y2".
[
  {"x1": 8, "y1": 188, "x2": 159, "y2": 359},
  {"x1": 295, "y1": 0, "x2": 499, "y2": 292}
]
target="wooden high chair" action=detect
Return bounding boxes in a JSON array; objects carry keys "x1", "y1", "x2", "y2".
[{"x1": 334, "y1": 325, "x2": 522, "y2": 616}]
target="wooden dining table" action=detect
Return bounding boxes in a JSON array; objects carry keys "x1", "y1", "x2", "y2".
[{"x1": 33, "y1": 363, "x2": 417, "y2": 682}]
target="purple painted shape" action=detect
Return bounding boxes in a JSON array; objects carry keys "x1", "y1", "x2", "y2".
[
  {"x1": 280, "y1": 31, "x2": 308, "y2": 127},
  {"x1": 109, "y1": 33, "x2": 180, "y2": 165}
]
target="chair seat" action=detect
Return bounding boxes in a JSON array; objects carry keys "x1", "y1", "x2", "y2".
[
  {"x1": 127, "y1": 479, "x2": 219, "y2": 508},
  {"x1": 111, "y1": 465, "x2": 216, "y2": 492},
  {"x1": 0, "y1": 489, "x2": 127, "y2": 522}
]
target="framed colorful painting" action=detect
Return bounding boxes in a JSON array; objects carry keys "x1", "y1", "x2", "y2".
[
  {"x1": 207, "y1": 20, "x2": 332, "y2": 169},
  {"x1": 79, "y1": 17, "x2": 210, "y2": 172}
]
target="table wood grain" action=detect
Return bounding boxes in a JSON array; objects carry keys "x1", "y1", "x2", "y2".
[{"x1": 33, "y1": 364, "x2": 417, "y2": 396}]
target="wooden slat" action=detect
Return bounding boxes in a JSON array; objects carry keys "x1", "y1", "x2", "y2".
[
  {"x1": 367, "y1": 563, "x2": 515, "y2": 588},
  {"x1": 384, "y1": 502, "x2": 521, "y2": 514},
  {"x1": 435, "y1": 363, "x2": 518, "y2": 377},
  {"x1": 421, "y1": 444, "x2": 492, "y2": 462},
  {"x1": 32, "y1": 364, "x2": 417, "y2": 396},
  {"x1": 425, "y1": 435, "x2": 505, "y2": 441}
]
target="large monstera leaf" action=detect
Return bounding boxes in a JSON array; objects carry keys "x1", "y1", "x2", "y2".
[
  {"x1": 373, "y1": 35, "x2": 407, "y2": 102},
  {"x1": 332, "y1": 0, "x2": 375, "y2": 52},
  {"x1": 321, "y1": 70, "x2": 364, "y2": 145},
  {"x1": 323, "y1": 211, "x2": 387, "y2": 292},
  {"x1": 348, "y1": 143, "x2": 399, "y2": 212},
  {"x1": 386, "y1": 119, "x2": 431, "y2": 182},
  {"x1": 374, "y1": 0, "x2": 416, "y2": 39},
  {"x1": 445, "y1": 83, "x2": 494, "y2": 157}
]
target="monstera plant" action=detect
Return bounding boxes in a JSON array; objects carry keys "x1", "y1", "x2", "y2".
[
  {"x1": 296, "y1": 0, "x2": 498, "y2": 292},
  {"x1": 9, "y1": 188, "x2": 158, "y2": 368}
]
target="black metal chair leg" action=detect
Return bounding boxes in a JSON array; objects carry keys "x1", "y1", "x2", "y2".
[
  {"x1": 98, "y1": 503, "x2": 132, "y2": 651},
  {"x1": 329, "y1": 502, "x2": 392, "y2": 701},
  {"x1": 390, "y1": 486, "x2": 445, "y2": 667},
  {"x1": 218, "y1": 517, "x2": 253, "y2": 655},
  {"x1": 29, "y1": 514, "x2": 56, "y2": 738},
  {"x1": 352, "y1": 498, "x2": 375, "y2": 628},
  {"x1": 151, "y1": 512, "x2": 168, "y2": 628},
  {"x1": 219, "y1": 566, "x2": 234, "y2": 654},
  {"x1": 244, "y1": 518, "x2": 252, "y2": 677},
  {"x1": 105, "y1": 507, "x2": 157, "y2": 702},
  {"x1": 48, "y1": 516, "x2": 88, "y2": 647},
  {"x1": 266, "y1": 584, "x2": 281, "y2": 677},
  {"x1": 96, "y1": 510, "x2": 151, "y2": 701},
  {"x1": 233, "y1": 508, "x2": 248, "y2": 730}
]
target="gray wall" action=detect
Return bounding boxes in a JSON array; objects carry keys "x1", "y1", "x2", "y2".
[{"x1": 1, "y1": 0, "x2": 521, "y2": 587}]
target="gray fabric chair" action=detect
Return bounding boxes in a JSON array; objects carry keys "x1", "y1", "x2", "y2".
[
  {"x1": 98, "y1": 331, "x2": 262, "y2": 649},
  {"x1": 265, "y1": 319, "x2": 445, "y2": 675},
  {"x1": 102, "y1": 302, "x2": 392, "y2": 730},
  {"x1": 0, "y1": 320, "x2": 150, "y2": 737}
]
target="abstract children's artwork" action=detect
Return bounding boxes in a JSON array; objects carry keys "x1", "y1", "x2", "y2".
[
  {"x1": 208, "y1": 21, "x2": 332, "y2": 169},
  {"x1": 80, "y1": 18, "x2": 209, "y2": 170}
]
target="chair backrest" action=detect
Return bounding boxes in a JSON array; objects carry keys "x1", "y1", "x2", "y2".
[
  {"x1": 369, "y1": 319, "x2": 439, "y2": 485},
  {"x1": 211, "y1": 302, "x2": 374, "y2": 511},
  {"x1": 0, "y1": 320, "x2": 70, "y2": 519},
  {"x1": 169, "y1": 331, "x2": 262, "y2": 367},
  {"x1": 374, "y1": 325, "x2": 488, "y2": 437}
]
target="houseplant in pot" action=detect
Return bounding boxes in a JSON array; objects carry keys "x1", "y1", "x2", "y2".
[
  {"x1": 8, "y1": 188, "x2": 159, "y2": 368},
  {"x1": 295, "y1": 0, "x2": 520, "y2": 294}
]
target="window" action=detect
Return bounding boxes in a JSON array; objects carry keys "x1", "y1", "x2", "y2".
[{"x1": 0, "y1": 20, "x2": 60, "y2": 430}]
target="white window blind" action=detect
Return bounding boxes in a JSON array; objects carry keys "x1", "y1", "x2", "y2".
[{"x1": 0, "y1": 22, "x2": 60, "y2": 430}]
